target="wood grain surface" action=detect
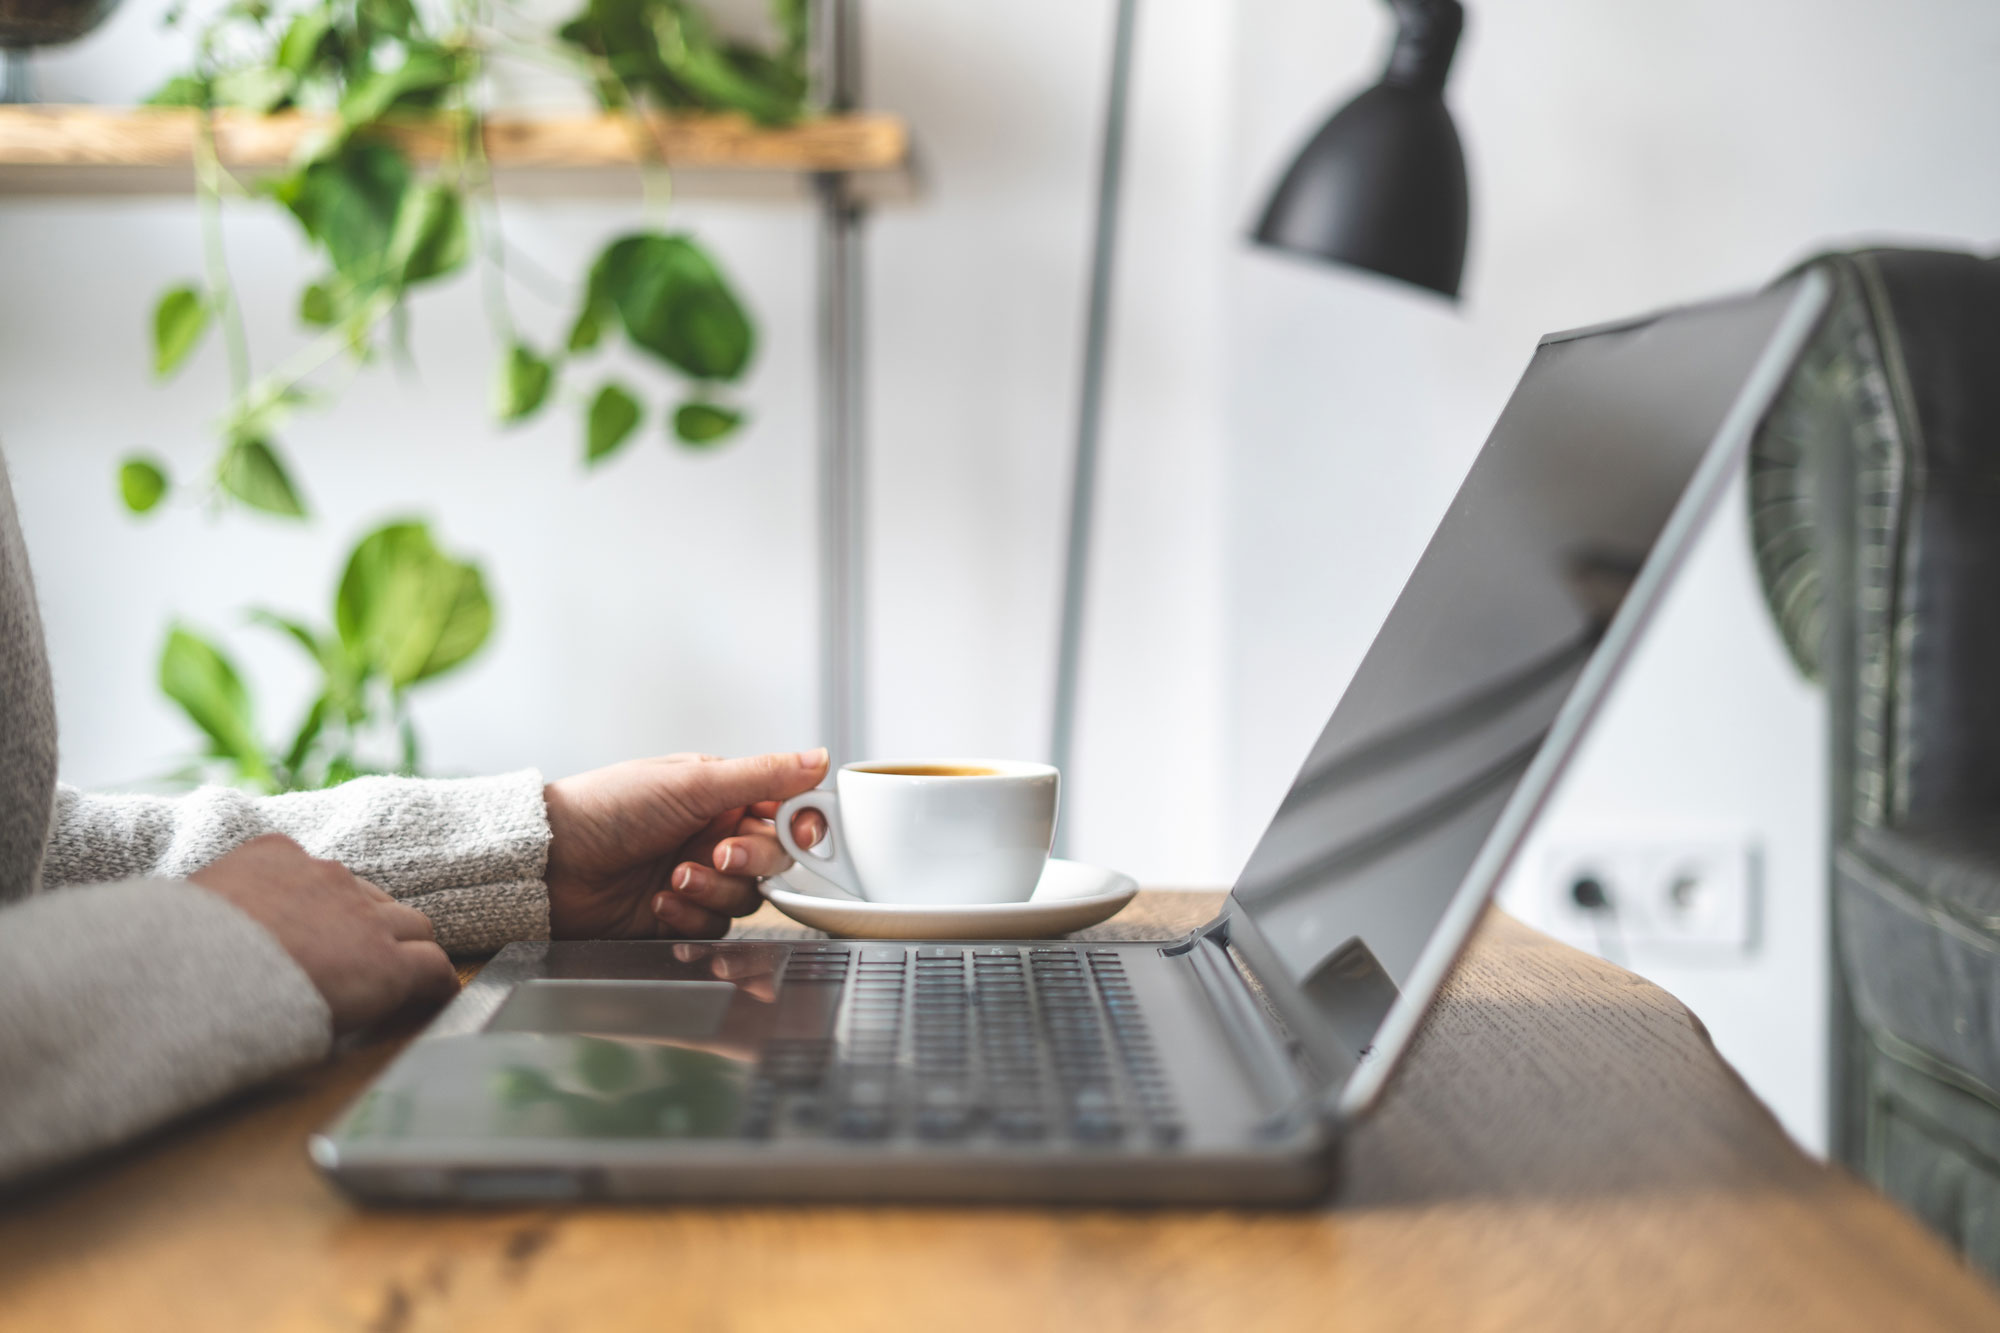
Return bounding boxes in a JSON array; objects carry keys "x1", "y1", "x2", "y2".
[
  {"x1": 0, "y1": 106, "x2": 909, "y2": 198},
  {"x1": 2, "y1": 895, "x2": 1995, "y2": 1332}
]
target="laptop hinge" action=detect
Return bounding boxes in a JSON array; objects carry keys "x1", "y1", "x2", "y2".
[{"x1": 1181, "y1": 932, "x2": 1315, "y2": 1138}]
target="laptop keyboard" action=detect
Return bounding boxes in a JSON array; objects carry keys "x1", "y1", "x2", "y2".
[{"x1": 738, "y1": 945, "x2": 1182, "y2": 1147}]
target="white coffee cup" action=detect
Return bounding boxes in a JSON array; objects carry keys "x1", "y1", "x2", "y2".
[{"x1": 775, "y1": 759, "x2": 1059, "y2": 905}]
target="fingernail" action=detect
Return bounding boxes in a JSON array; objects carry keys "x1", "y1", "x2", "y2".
[
  {"x1": 673, "y1": 865, "x2": 695, "y2": 892},
  {"x1": 652, "y1": 893, "x2": 672, "y2": 917},
  {"x1": 799, "y1": 747, "x2": 829, "y2": 768},
  {"x1": 717, "y1": 843, "x2": 744, "y2": 872}
]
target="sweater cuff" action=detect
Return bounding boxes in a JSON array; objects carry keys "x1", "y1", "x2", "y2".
[
  {"x1": 47, "y1": 770, "x2": 554, "y2": 957},
  {"x1": 0, "y1": 879, "x2": 331, "y2": 1185}
]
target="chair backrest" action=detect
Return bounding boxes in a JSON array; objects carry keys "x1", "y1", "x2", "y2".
[{"x1": 1747, "y1": 248, "x2": 2000, "y2": 835}]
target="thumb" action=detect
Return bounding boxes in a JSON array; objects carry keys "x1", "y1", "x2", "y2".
[{"x1": 678, "y1": 749, "x2": 830, "y2": 816}]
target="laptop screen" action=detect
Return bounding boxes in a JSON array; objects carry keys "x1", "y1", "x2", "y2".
[{"x1": 1225, "y1": 279, "x2": 1824, "y2": 1096}]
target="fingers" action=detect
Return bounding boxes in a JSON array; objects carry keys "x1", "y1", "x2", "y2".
[
  {"x1": 790, "y1": 809, "x2": 827, "y2": 851},
  {"x1": 648, "y1": 889, "x2": 730, "y2": 940},
  {"x1": 674, "y1": 749, "x2": 830, "y2": 818},
  {"x1": 712, "y1": 817, "x2": 796, "y2": 880},
  {"x1": 688, "y1": 807, "x2": 746, "y2": 860},
  {"x1": 667, "y1": 862, "x2": 764, "y2": 918},
  {"x1": 709, "y1": 810, "x2": 823, "y2": 881},
  {"x1": 396, "y1": 940, "x2": 460, "y2": 1007},
  {"x1": 375, "y1": 899, "x2": 437, "y2": 943}
]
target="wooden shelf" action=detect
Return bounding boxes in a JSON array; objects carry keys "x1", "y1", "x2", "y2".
[{"x1": 0, "y1": 105, "x2": 912, "y2": 201}]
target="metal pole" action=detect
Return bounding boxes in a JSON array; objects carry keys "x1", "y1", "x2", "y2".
[
  {"x1": 1049, "y1": 0, "x2": 1140, "y2": 854},
  {"x1": 815, "y1": 0, "x2": 866, "y2": 766},
  {"x1": 1, "y1": 50, "x2": 34, "y2": 105}
]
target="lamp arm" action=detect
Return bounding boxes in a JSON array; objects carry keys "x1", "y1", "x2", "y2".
[{"x1": 1383, "y1": 0, "x2": 1465, "y2": 95}]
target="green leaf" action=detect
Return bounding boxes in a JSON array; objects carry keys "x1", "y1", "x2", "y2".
[
  {"x1": 586, "y1": 381, "x2": 642, "y2": 463},
  {"x1": 280, "y1": 694, "x2": 330, "y2": 781},
  {"x1": 335, "y1": 521, "x2": 495, "y2": 689},
  {"x1": 118, "y1": 457, "x2": 170, "y2": 513},
  {"x1": 556, "y1": 0, "x2": 806, "y2": 123},
  {"x1": 248, "y1": 607, "x2": 330, "y2": 667},
  {"x1": 338, "y1": 47, "x2": 461, "y2": 127},
  {"x1": 594, "y1": 233, "x2": 754, "y2": 382},
  {"x1": 146, "y1": 74, "x2": 208, "y2": 108},
  {"x1": 655, "y1": 13, "x2": 804, "y2": 127},
  {"x1": 152, "y1": 285, "x2": 210, "y2": 378},
  {"x1": 159, "y1": 625, "x2": 272, "y2": 785},
  {"x1": 274, "y1": 142, "x2": 412, "y2": 286},
  {"x1": 566, "y1": 303, "x2": 603, "y2": 354},
  {"x1": 299, "y1": 281, "x2": 338, "y2": 326},
  {"x1": 220, "y1": 437, "x2": 308, "y2": 518},
  {"x1": 385, "y1": 182, "x2": 468, "y2": 286},
  {"x1": 774, "y1": 0, "x2": 809, "y2": 62},
  {"x1": 566, "y1": 247, "x2": 616, "y2": 353},
  {"x1": 210, "y1": 64, "x2": 297, "y2": 114},
  {"x1": 672, "y1": 400, "x2": 743, "y2": 446},
  {"x1": 495, "y1": 343, "x2": 554, "y2": 423},
  {"x1": 276, "y1": 8, "x2": 336, "y2": 75},
  {"x1": 358, "y1": 0, "x2": 418, "y2": 40}
]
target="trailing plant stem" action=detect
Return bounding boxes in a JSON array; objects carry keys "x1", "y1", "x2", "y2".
[
  {"x1": 229, "y1": 286, "x2": 399, "y2": 435},
  {"x1": 193, "y1": 112, "x2": 252, "y2": 399}
]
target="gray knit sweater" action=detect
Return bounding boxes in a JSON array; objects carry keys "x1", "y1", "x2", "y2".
[{"x1": 0, "y1": 458, "x2": 553, "y2": 1184}]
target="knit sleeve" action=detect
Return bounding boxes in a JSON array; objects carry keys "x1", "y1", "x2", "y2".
[
  {"x1": 40, "y1": 771, "x2": 553, "y2": 955},
  {"x1": 0, "y1": 878, "x2": 331, "y2": 1187}
]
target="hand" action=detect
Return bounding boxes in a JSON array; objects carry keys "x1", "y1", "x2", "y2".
[
  {"x1": 543, "y1": 750, "x2": 831, "y2": 940},
  {"x1": 188, "y1": 833, "x2": 458, "y2": 1035}
]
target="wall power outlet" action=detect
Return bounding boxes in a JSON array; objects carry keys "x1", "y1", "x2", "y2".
[{"x1": 1542, "y1": 836, "x2": 1761, "y2": 961}]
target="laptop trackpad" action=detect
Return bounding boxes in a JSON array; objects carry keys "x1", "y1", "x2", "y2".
[{"x1": 484, "y1": 979, "x2": 738, "y2": 1040}]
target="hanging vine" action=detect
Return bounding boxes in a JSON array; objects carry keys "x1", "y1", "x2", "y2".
[
  {"x1": 126, "y1": 0, "x2": 811, "y2": 790},
  {"x1": 126, "y1": 0, "x2": 809, "y2": 519}
]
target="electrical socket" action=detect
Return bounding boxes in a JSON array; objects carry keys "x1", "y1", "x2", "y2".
[{"x1": 1542, "y1": 836, "x2": 1761, "y2": 960}]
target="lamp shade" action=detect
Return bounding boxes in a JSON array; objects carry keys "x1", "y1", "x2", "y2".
[{"x1": 1252, "y1": 0, "x2": 1469, "y2": 298}]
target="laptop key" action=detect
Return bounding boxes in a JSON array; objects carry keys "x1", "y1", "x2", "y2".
[
  {"x1": 837, "y1": 1106, "x2": 892, "y2": 1139},
  {"x1": 916, "y1": 1108, "x2": 973, "y2": 1140},
  {"x1": 1071, "y1": 1112, "x2": 1126, "y2": 1143},
  {"x1": 992, "y1": 1109, "x2": 1046, "y2": 1140}
]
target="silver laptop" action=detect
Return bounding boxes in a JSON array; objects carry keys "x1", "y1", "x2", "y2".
[{"x1": 312, "y1": 273, "x2": 1828, "y2": 1205}]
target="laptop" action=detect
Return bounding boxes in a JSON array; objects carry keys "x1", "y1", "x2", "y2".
[{"x1": 312, "y1": 272, "x2": 1829, "y2": 1205}]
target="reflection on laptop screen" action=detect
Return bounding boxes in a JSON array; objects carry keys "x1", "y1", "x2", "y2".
[{"x1": 1228, "y1": 283, "x2": 1810, "y2": 1052}]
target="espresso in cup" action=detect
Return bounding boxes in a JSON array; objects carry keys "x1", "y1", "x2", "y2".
[
  {"x1": 852, "y1": 763, "x2": 1000, "y2": 778},
  {"x1": 776, "y1": 760, "x2": 1058, "y2": 905}
]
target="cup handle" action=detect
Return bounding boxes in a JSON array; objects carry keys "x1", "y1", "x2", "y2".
[{"x1": 775, "y1": 789, "x2": 864, "y2": 900}]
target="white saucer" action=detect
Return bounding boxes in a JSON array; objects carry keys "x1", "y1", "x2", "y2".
[{"x1": 761, "y1": 858, "x2": 1138, "y2": 940}]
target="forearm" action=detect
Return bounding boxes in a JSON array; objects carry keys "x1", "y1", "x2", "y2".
[
  {"x1": 0, "y1": 880, "x2": 330, "y2": 1187},
  {"x1": 42, "y1": 772, "x2": 553, "y2": 953}
]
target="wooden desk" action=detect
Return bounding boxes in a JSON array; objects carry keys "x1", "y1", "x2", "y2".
[{"x1": 3, "y1": 895, "x2": 1995, "y2": 1331}]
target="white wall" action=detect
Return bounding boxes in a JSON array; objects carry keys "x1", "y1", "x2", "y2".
[
  {"x1": 8, "y1": 0, "x2": 2000, "y2": 1155},
  {"x1": 1221, "y1": 0, "x2": 2000, "y2": 1152},
  {"x1": 2, "y1": 0, "x2": 1235, "y2": 886}
]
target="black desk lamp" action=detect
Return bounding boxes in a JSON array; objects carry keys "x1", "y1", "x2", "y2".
[
  {"x1": 1049, "y1": 0, "x2": 1470, "y2": 854},
  {"x1": 1253, "y1": 0, "x2": 1469, "y2": 296}
]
